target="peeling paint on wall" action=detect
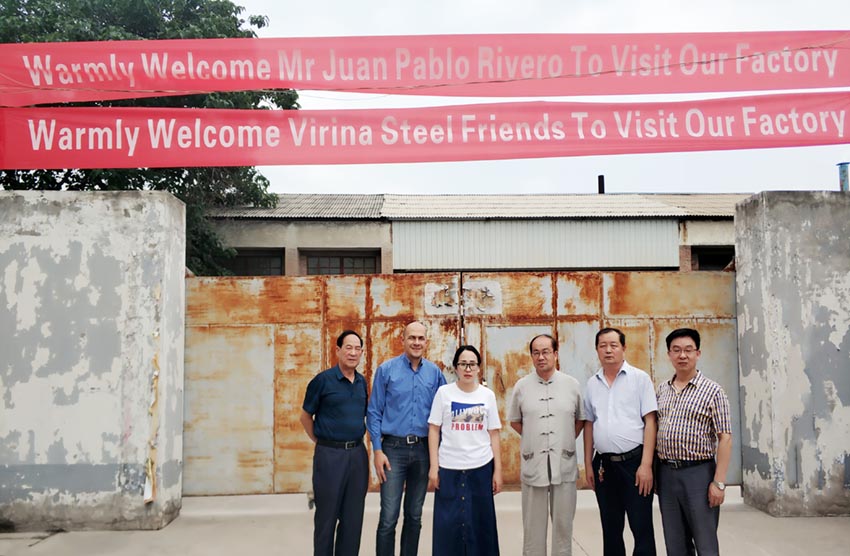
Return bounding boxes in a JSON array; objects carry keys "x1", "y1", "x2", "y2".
[
  {"x1": 0, "y1": 191, "x2": 185, "y2": 531},
  {"x1": 737, "y1": 191, "x2": 850, "y2": 517},
  {"x1": 462, "y1": 280, "x2": 502, "y2": 315},
  {"x1": 184, "y1": 270, "x2": 739, "y2": 495}
]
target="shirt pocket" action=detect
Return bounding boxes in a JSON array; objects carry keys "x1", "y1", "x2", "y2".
[
  {"x1": 561, "y1": 449, "x2": 577, "y2": 479},
  {"x1": 520, "y1": 451, "x2": 537, "y2": 482}
]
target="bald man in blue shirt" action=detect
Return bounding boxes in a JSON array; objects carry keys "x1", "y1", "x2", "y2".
[{"x1": 367, "y1": 321, "x2": 447, "y2": 556}]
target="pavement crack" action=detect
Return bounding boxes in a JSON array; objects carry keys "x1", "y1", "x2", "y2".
[
  {"x1": 573, "y1": 536, "x2": 592, "y2": 555},
  {"x1": 28, "y1": 530, "x2": 63, "y2": 547}
]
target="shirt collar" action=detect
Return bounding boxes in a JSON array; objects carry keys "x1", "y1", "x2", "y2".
[
  {"x1": 594, "y1": 360, "x2": 630, "y2": 381},
  {"x1": 401, "y1": 353, "x2": 428, "y2": 371},
  {"x1": 535, "y1": 370, "x2": 558, "y2": 384},
  {"x1": 666, "y1": 369, "x2": 702, "y2": 387},
  {"x1": 333, "y1": 365, "x2": 362, "y2": 382}
]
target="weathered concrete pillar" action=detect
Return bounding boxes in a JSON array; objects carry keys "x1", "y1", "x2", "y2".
[
  {"x1": 0, "y1": 191, "x2": 185, "y2": 530},
  {"x1": 736, "y1": 191, "x2": 850, "y2": 516}
]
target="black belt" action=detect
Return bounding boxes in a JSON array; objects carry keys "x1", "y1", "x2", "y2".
[
  {"x1": 659, "y1": 458, "x2": 713, "y2": 469},
  {"x1": 316, "y1": 438, "x2": 362, "y2": 450},
  {"x1": 599, "y1": 445, "x2": 643, "y2": 463},
  {"x1": 383, "y1": 434, "x2": 427, "y2": 445}
]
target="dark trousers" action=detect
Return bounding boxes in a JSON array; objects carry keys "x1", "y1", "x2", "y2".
[
  {"x1": 313, "y1": 443, "x2": 369, "y2": 556},
  {"x1": 657, "y1": 460, "x2": 719, "y2": 556},
  {"x1": 592, "y1": 448, "x2": 656, "y2": 556}
]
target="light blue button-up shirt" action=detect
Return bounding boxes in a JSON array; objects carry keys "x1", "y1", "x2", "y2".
[
  {"x1": 367, "y1": 353, "x2": 446, "y2": 451},
  {"x1": 583, "y1": 361, "x2": 657, "y2": 455}
]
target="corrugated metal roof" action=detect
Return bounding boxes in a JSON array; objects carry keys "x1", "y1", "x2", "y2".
[
  {"x1": 392, "y1": 219, "x2": 679, "y2": 270},
  {"x1": 210, "y1": 194, "x2": 384, "y2": 219},
  {"x1": 647, "y1": 194, "x2": 753, "y2": 217},
  {"x1": 381, "y1": 194, "x2": 751, "y2": 219},
  {"x1": 209, "y1": 193, "x2": 750, "y2": 220}
]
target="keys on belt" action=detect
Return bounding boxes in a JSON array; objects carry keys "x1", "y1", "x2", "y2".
[
  {"x1": 595, "y1": 445, "x2": 644, "y2": 482},
  {"x1": 599, "y1": 445, "x2": 643, "y2": 463}
]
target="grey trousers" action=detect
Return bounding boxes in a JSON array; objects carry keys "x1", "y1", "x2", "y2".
[
  {"x1": 657, "y1": 461, "x2": 720, "y2": 556},
  {"x1": 520, "y1": 481, "x2": 577, "y2": 556}
]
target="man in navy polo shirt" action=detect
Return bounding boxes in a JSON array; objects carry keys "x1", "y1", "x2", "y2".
[
  {"x1": 367, "y1": 321, "x2": 447, "y2": 556},
  {"x1": 300, "y1": 329, "x2": 369, "y2": 556}
]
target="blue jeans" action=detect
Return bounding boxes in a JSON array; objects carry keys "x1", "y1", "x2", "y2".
[{"x1": 376, "y1": 439, "x2": 429, "y2": 556}]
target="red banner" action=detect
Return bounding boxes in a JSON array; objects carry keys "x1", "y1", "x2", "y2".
[
  {"x1": 1, "y1": 32, "x2": 849, "y2": 106},
  {"x1": 2, "y1": 91, "x2": 847, "y2": 170}
]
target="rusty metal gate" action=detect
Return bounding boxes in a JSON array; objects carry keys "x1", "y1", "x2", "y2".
[{"x1": 183, "y1": 271, "x2": 740, "y2": 495}]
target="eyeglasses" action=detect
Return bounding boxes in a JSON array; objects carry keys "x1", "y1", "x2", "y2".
[
  {"x1": 669, "y1": 348, "x2": 697, "y2": 356},
  {"x1": 341, "y1": 345, "x2": 363, "y2": 352},
  {"x1": 456, "y1": 362, "x2": 479, "y2": 370},
  {"x1": 531, "y1": 349, "x2": 554, "y2": 358}
]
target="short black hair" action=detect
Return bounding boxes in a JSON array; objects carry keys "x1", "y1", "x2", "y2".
[
  {"x1": 665, "y1": 328, "x2": 700, "y2": 350},
  {"x1": 596, "y1": 327, "x2": 626, "y2": 347},
  {"x1": 337, "y1": 330, "x2": 363, "y2": 348},
  {"x1": 453, "y1": 345, "x2": 481, "y2": 367},
  {"x1": 529, "y1": 334, "x2": 558, "y2": 354}
]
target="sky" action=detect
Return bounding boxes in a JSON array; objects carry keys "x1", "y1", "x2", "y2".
[{"x1": 236, "y1": 0, "x2": 850, "y2": 195}]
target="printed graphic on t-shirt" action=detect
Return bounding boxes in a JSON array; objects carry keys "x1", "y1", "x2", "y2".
[{"x1": 451, "y1": 402, "x2": 485, "y2": 431}]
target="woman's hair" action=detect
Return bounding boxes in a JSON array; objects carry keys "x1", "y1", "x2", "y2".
[{"x1": 452, "y1": 345, "x2": 482, "y2": 367}]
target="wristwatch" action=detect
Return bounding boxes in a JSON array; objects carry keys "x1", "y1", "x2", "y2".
[{"x1": 712, "y1": 481, "x2": 726, "y2": 491}]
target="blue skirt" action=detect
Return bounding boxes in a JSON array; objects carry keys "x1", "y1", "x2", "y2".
[{"x1": 432, "y1": 459, "x2": 500, "y2": 556}]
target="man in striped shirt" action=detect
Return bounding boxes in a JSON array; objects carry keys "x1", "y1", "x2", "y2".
[{"x1": 656, "y1": 328, "x2": 732, "y2": 556}]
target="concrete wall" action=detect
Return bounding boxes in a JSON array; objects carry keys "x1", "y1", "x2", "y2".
[
  {"x1": 0, "y1": 191, "x2": 185, "y2": 531},
  {"x1": 213, "y1": 219, "x2": 393, "y2": 275},
  {"x1": 680, "y1": 220, "x2": 735, "y2": 246},
  {"x1": 736, "y1": 191, "x2": 850, "y2": 516}
]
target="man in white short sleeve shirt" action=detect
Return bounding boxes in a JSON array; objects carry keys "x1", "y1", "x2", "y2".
[{"x1": 583, "y1": 327, "x2": 657, "y2": 556}]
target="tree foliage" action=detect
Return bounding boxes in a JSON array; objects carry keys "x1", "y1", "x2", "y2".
[{"x1": 0, "y1": 0, "x2": 299, "y2": 275}]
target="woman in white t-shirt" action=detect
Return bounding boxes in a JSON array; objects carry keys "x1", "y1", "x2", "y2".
[{"x1": 427, "y1": 345, "x2": 503, "y2": 556}]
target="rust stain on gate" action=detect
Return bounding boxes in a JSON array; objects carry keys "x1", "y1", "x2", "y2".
[{"x1": 184, "y1": 271, "x2": 738, "y2": 495}]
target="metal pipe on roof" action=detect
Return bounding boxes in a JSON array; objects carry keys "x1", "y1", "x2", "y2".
[{"x1": 838, "y1": 162, "x2": 849, "y2": 192}]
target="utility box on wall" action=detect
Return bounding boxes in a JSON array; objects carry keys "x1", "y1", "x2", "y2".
[
  {"x1": 0, "y1": 191, "x2": 186, "y2": 530},
  {"x1": 736, "y1": 191, "x2": 850, "y2": 517}
]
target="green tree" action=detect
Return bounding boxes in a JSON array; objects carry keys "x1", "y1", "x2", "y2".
[{"x1": 0, "y1": 0, "x2": 299, "y2": 274}]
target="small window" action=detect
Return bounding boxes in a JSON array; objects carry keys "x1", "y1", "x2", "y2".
[
  {"x1": 692, "y1": 246, "x2": 735, "y2": 271},
  {"x1": 226, "y1": 248, "x2": 284, "y2": 276},
  {"x1": 304, "y1": 251, "x2": 379, "y2": 275}
]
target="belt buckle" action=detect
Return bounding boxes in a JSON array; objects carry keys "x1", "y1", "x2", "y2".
[
  {"x1": 344, "y1": 440, "x2": 356, "y2": 449},
  {"x1": 405, "y1": 435, "x2": 418, "y2": 444},
  {"x1": 668, "y1": 460, "x2": 682, "y2": 469}
]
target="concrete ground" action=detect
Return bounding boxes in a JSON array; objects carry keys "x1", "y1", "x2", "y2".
[{"x1": 2, "y1": 487, "x2": 849, "y2": 555}]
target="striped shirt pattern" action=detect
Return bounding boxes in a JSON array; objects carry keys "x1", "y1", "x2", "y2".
[{"x1": 656, "y1": 371, "x2": 732, "y2": 460}]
